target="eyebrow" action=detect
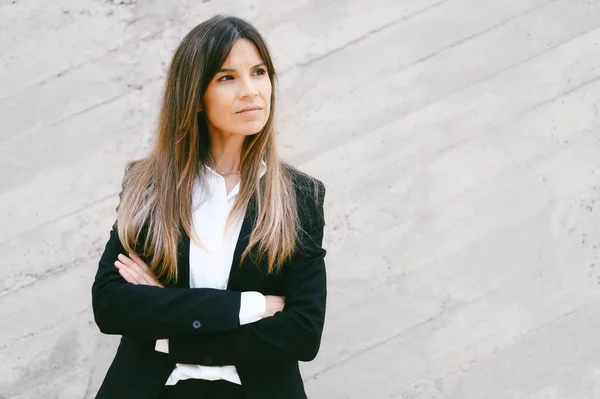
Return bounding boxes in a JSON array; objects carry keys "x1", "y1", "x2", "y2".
[{"x1": 218, "y1": 63, "x2": 265, "y2": 73}]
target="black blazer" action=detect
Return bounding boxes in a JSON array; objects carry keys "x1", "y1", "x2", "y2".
[{"x1": 91, "y1": 167, "x2": 327, "y2": 399}]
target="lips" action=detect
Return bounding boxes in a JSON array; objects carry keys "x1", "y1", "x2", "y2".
[{"x1": 237, "y1": 106, "x2": 262, "y2": 113}]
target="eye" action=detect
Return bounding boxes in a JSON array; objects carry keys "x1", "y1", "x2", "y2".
[
  {"x1": 217, "y1": 75, "x2": 234, "y2": 82},
  {"x1": 253, "y1": 68, "x2": 267, "y2": 76}
]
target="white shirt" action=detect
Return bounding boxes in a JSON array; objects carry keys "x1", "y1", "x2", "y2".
[{"x1": 155, "y1": 160, "x2": 268, "y2": 386}]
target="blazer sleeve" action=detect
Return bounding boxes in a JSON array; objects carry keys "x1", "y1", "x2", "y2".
[
  {"x1": 167, "y1": 180, "x2": 327, "y2": 366},
  {"x1": 91, "y1": 167, "x2": 243, "y2": 340},
  {"x1": 92, "y1": 224, "x2": 244, "y2": 340}
]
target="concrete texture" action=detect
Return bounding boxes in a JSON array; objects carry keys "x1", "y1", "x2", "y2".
[{"x1": 1, "y1": 0, "x2": 600, "y2": 397}]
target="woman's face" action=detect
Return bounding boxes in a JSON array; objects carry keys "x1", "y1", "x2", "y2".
[{"x1": 202, "y1": 38, "x2": 272, "y2": 138}]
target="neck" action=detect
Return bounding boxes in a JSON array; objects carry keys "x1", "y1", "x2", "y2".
[{"x1": 208, "y1": 130, "x2": 245, "y2": 174}]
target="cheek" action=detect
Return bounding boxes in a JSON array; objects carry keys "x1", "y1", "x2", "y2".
[
  {"x1": 261, "y1": 82, "x2": 273, "y2": 108},
  {"x1": 203, "y1": 89, "x2": 234, "y2": 124},
  {"x1": 263, "y1": 78, "x2": 273, "y2": 96}
]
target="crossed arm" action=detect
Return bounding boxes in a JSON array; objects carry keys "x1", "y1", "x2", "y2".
[
  {"x1": 114, "y1": 220, "x2": 327, "y2": 367},
  {"x1": 166, "y1": 229, "x2": 327, "y2": 367},
  {"x1": 92, "y1": 224, "x2": 252, "y2": 339},
  {"x1": 91, "y1": 181, "x2": 327, "y2": 366}
]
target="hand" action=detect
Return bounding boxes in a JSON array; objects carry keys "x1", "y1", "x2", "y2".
[
  {"x1": 114, "y1": 252, "x2": 164, "y2": 288},
  {"x1": 264, "y1": 295, "x2": 285, "y2": 317}
]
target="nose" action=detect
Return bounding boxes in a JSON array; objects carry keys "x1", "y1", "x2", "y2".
[{"x1": 239, "y1": 75, "x2": 259, "y2": 98}]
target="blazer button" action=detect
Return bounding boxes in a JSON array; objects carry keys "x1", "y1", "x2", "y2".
[
  {"x1": 192, "y1": 320, "x2": 201, "y2": 329},
  {"x1": 204, "y1": 356, "x2": 213, "y2": 365}
]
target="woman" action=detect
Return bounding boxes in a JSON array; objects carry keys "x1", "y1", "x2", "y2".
[{"x1": 91, "y1": 14, "x2": 327, "y2": 399}]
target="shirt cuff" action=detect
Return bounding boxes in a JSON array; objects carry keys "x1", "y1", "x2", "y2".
[
  {"x1": 239, "y1": 291, "x2": 266, "y2": 325},
  {"x1": 155, "y1": 339, "x2": 169, "y2": 354}
]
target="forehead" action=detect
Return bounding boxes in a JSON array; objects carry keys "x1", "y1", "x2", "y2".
[{"x1": 222, "y1": 38, "x2": 264, "y2": 65}]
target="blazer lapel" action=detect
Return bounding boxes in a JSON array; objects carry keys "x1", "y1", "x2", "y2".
[
  {"x1": 173, "y1": 194, "x2": 258, "y2": 290},
  {"x1": 227, "y1": 194, "x2": 258, "y2": 290}
]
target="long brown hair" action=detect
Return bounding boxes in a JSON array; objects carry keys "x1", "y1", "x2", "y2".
[{"x1": 116, "y1": 15, "x2": 311, "y2": 283}]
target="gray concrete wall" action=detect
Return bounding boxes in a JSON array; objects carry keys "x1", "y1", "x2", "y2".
[{"x1": 1, "y1": 0, "x2": 600, "y2": 397}]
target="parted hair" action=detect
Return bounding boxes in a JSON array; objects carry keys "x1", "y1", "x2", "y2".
[{"x1": 115, "y1": 15, "x2": 323, "y2": 284}]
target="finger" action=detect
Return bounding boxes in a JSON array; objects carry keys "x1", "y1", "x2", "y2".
[
  {"x1": 127, "y1": 253, "x2": 161, "y2": 286},
  {"x1": 115, "y1": 260, "x2": 147, "y2": 285},
  {"x1": 117, "y1": 254, "x2": 156, "y2": 286},
  {"x1": 128, "y1": 252, "x2": 150, "y2": 269},
  {"x1": 128, "y1": 253, "x2": 164, "y2": 287},
  {"x1": 126, "y1": 252, "x2": 160, "y2": 285},
  {"x1": 117, "y1": 265, "x2": 139, "y2": 285},
  {"x1": 116, "y1": 259, "x2": 163, "y2": 288}
]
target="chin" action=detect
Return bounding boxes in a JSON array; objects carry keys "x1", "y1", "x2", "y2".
[{"x1": 236, "y1": 122, "x2": 267, "y2": 136}]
